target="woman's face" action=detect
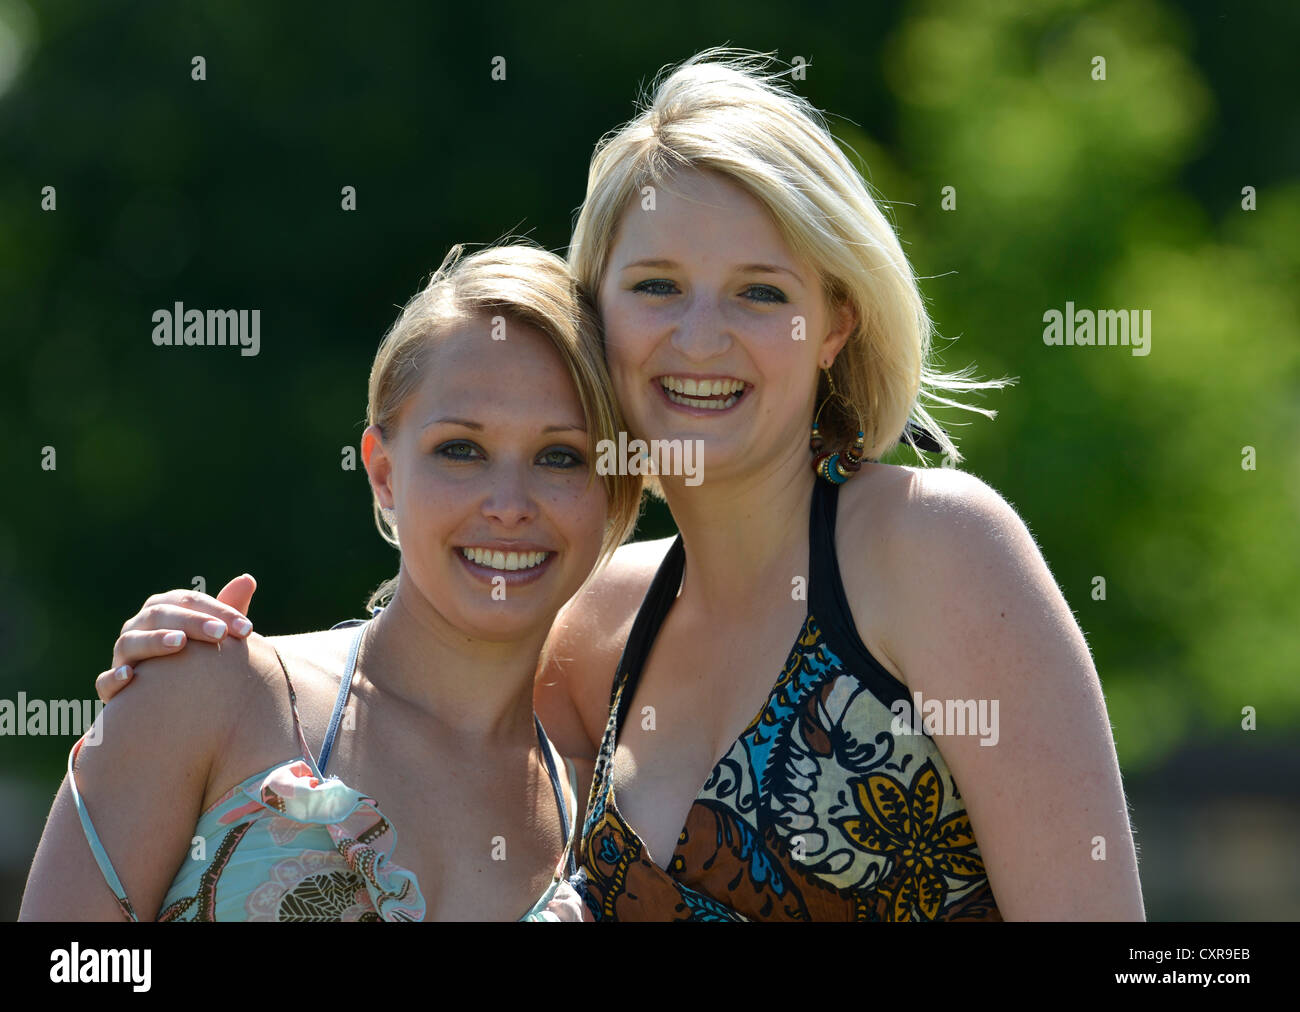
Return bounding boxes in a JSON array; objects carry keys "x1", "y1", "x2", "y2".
[
  {"x1": 363, "y1": 315, "x2": 607, "y2": 642},
  {"x1": 597, "y1": 167, "x2": 854, "y2": 487}
]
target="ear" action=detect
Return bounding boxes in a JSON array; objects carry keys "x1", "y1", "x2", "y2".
[
  {"x1": 819, "y1": 297, "x2": 857, "y2": 368},
  {"x1": 362, "y1": 424, "x2": 395, "y2": 510}
]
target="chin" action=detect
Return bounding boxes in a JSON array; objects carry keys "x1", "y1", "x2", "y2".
[
  {"x1": 399, "y1": 564, "x2": 562, "y2": 641},
  {"x1": 449, "y1": 604, "x2": 556, "y2": 643}
]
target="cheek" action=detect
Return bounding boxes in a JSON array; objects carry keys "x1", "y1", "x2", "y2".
[
  {"x1": 753, "y1": 305, "x2": 808, "y2": 346},
  {"x1": 550, "y1": 476, "x2": 609, "y2": 557},
  {"x1": 601, "y1": 300, "x2": 655, "y2": 365},
  {"x1": 600, "y1": 329, "x2": 642, "y2": 407},
  {"x1": 396, "y1": 467, "x2": 460, "y2": 538},
  {"x1": 755, "y1": 314, "x2": 820, "y2": 382}
]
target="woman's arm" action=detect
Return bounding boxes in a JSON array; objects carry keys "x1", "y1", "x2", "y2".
[
  {"x1": 877, "y1": 467, "x2": 1145, "y2": 921},
  {"x1": 21, "y1": 641, "x2": 247, "y2": 920}
]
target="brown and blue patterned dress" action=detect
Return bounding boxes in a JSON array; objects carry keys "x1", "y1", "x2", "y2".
[{"x1": 577, "y1": 479, "x2": 1002, "y2": 921}]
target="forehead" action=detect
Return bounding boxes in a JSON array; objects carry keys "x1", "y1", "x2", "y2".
[
  {"x1": 428, "y1": 313, "x2": 560, "y2": 365},
  {"x1": 611, "y1": 167, "x2": 791, "y2": 255},
  {"x1": 403, "y1": 315, "x2": 584, "y2": 420}
]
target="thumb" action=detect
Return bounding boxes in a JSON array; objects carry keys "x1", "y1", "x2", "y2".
[{"x1": 216, "y1": 573, "x2": 257, "y2": 615}]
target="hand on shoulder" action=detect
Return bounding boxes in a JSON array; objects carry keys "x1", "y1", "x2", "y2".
[{"x1": 102, "y1": 633, "x2": 275, "y2": 766}]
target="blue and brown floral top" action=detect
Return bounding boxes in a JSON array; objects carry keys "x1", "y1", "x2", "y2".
[{"x1": 578, "y1": 479, "x2": 1003, "y2": 921}]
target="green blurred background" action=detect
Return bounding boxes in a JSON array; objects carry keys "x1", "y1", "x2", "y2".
[{"x1": 1, "y1": 0, "x2": 1296, "y2": 920}]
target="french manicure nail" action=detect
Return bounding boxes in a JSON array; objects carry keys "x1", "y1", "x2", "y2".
[
  {"x1": 114, "y1": 666, "x2": 131, "y2": 681},
  {"x1": 162, "y1": 631, "x2": 184, "y2": 647},
  {"x1": 203, "y1": 620, "x2": 227, "y2": 639},
  {"x1": 233, "y1": 618, "x2": 252, "y2": 636}
]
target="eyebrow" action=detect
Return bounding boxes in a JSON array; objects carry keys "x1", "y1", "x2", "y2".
[
  {"x1": 620, "y1": 258, "x2": 804, "y2": 283},
  {"x1": 422, "y1": 417, "x2": 586, "y2": 434}
]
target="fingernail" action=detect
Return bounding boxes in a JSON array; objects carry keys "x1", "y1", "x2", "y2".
[
  {"x1": 203, "y1": 620, "x2": 228, "y2": 639},
  {"x1": 162, "y1": 631, "x2": 184, "y2": 647},
  {"x1": 114, "y1": 665, "x2": 132, "y2": 681},
  {"x1": 233, "y1": 618, "x2": 253, "y2": 636}
]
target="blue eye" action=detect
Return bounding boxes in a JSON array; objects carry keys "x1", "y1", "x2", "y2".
[
  {"x1": 745, "y1": 284, "x2": 787, "y2": 304},
  {"x1": 436, "y1": 441, "x2": 583, "y2": 469},
  {"x1": 539, "y1": 447, "x2": 585, "y2": 469},
  {"x1": 633, "y1": 279, "x2": 678, "y2": 296},
  {"x1": 436, "y1": 440, "x2": 482, "y2": 461},
  {"x1": 634, "y1": 279, "x2": 786, "y2": 303}
]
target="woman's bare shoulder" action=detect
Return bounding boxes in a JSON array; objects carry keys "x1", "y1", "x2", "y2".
[
  {"x1": 840, "y1": 461, "x2": 1024, "y2": 551},
  {"x1": 261, "y1": 626, "x2": 363, "y2": 680},
  {"x1": 128, "y1": 630, "x2": 341, "y2": 780},
  {"x1": 836, "y1": 463, "x2": 1038, "y2": 670},
  {"x1": 544, "y1": 537, "x2": 677, "y2": 740},
  {"x1": 125, "y1": 631, "x2": 280, "y2": 732},
  {"x1": 72, "y1": 632, "x2": 283, "y2": 824},
  {"x1": 564, "y1": 537, "x2": 676, "y2": 636}
]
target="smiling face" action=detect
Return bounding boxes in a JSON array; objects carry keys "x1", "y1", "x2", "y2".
[
  {"x1": 362, "y1": 314, "x2": 607, "y2": 641},
  {"x1": 597, "y1": 167, "x2": 855, "y2": 487}
]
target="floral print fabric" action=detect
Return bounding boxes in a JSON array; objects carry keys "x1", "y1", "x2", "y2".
[
  {"x1": 67, "y1": 633, "x2": 582, "y2": 922},
  {"x1": 578, "y1": 482, "x2": 1004, "y2": 922}
]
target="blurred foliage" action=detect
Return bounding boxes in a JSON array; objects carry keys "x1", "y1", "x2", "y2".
[
  {"x1": 0, "y1": 0, "x2": 1296, "y2": 820},
  {"x1": 871, "y1": 0, "x2": 1300, "y2": 772}
]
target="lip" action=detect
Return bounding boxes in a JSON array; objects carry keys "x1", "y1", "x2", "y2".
[
  {"x1": 457, "y1": 541, "x2": 553, "y2": 553},
  {"x1": 652, "y1": 376, "x2": 751, "y2": 416},
  {"x1": 454, "y1": 547, "x2": 556, "y2": 587}
]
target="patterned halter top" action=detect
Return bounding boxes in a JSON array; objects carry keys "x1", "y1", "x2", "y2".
[{"x1": 577, "y1": 478, "x2": 1003, "y2": 921}]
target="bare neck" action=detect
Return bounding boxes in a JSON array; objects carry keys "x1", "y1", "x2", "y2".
[
  {"x1": 657, "y1": 441, "x2": 818, "y2": 621},
  {"x1": 357, "y1": 585, "x2": 546, "y2": 745}
]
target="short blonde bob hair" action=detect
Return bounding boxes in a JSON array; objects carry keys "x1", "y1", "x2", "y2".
[
  {"x1": 365, "y1": 242, "x2": 643, "y2": 612},
  {"x1": 568, "y1": 47, "x2": 1011, "y2": 470}
]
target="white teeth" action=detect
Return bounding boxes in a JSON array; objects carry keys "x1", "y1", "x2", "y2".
[
  {"x1": 660, "y1": 376, "x2": 745, "y2": 401},
  {"x1": 664, "y1": 389, "x2": 741, "y2": 410},
  {"x1": 460, "y1": 548, "x2": 550, "y2": 571}
]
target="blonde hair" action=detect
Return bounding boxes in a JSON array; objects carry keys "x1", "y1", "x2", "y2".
[
  {"x1": 365, "y1": 242, "x2": 642, "y2": 612},
  {"x1": 568, "y1": 47, "x2": 1012, "y2": 482}
]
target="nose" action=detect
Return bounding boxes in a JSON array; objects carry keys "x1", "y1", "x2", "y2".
[
  {"x1": 670, "y1": 292, "x2": 732, "y2": 362},
  {"x1": 481, "y1": 460, "x2": 536, "y2": 528}
]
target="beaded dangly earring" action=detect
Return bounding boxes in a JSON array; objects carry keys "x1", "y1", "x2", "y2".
[{"x1": 809, "y1": 365, "x2": 866, "y2": 485}]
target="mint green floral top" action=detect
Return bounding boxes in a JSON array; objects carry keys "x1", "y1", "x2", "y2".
[{"x1": 68, "y1": 619, "x2": 583, "y2": 922}]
